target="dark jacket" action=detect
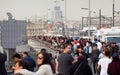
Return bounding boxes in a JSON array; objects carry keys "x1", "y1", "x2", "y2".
[
  {"x1": 0, "y1": 52, "x2": 7, "y2": 75},
  {"x1": 107, "y1": 59, "x2": 120, "y2": 75},
  {"x1": 91, "y1": 49, "x2": 100, "y2": 62},
  {"x1": 23, "y1": 56, "x2": 36, "y2": 71},
  {"x1": 111, "y1": 45, "x2": 119, "y2": 56},
  {"x1": 71, "y1": 58, "x2": 93, "y2": 75}
]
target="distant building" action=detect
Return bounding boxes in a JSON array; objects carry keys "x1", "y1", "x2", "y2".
[
  {"x1": 27, "y1": 22, "x2": 43, "y2": 37},
  {"x1": 0, "y1": 12, "x2": 27, "y2": 62},
  {"x1": 54, "y1": 6, "x2": 62, "y2": 22},
  {"x1": 52, "y1": 6, "x2": 63, "y2": 35}
]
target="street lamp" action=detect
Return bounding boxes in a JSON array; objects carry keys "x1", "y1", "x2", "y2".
[
  {"x1": 113, "y1": 0, "x2": 115, "y2": 27},
  {"x1": 88, "y1": 0, "x2": 91, "y2": 40},
  {"x1": 82, "y1": 0, "x2": 91, "y2": 39},
  {"x1": 81, "y1": 0, "x2": 91, "y2": 39},
  {"x1": 64, "y1": 0, "x2": 67, "y2": 36}
]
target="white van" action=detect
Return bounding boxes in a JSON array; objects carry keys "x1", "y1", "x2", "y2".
[{"x1": 104, "y1": 36, "x2": 120, "y2": 43}]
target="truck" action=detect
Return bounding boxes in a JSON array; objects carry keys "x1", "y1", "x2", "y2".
[{"x1": 95, "y1": 27, "x2": 120, "y2": 43}]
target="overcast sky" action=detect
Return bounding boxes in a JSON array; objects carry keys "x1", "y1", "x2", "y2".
[{"x1": 0, "y1": 0, "x2": 120, "y2": 20}]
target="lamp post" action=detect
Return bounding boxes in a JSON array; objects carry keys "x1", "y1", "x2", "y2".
[
  {"x1": 88, "y1": 0, "x2": 91, "y2": 39},
  {"x1": 113, "y1": 0, "x2": 115, "y2": 27},
  {"x1": 61, "y1": 0, "x2": 67, "y2": 36},
  {"x1": 65, "y1": 0, "x2": 67, "y2": 36},
  {"x1": 81, "y1": 0, "x2": 91, "y2": 39}
]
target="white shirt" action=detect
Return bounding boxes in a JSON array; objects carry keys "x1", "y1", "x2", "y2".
[
  {"x1": 97, "y1": 42, "x2": 102, "y2": 51},
  {"x1": 98, "y1": 57, "x2": 112, "y2": 75},
  {"x1": 19, "y1": 64, "x2": 53, "y2": 75}
]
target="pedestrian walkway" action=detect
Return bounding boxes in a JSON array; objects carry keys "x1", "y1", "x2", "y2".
[{"x1": 6, "y1": 38, "x2": 57, "y2": 75}]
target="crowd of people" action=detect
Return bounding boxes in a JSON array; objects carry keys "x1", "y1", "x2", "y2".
[
  {"x1": 37, "y1": 36, "x2": 120, "y2": 75},
  {"x1": 0, "y1": 35, "x2": 120, "y2": 75}
]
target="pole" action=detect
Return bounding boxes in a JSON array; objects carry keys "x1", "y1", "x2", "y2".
[
  {"x1": 82, "y1": 17, "x2": 84, "y2": 30},
  {"x1": 88, "y1": 0, "x2": 91, "y2": 39},
  {"x1": 113, "y1": 0, "x2": 115, "y2": 27},
  {"x1": 99, "y1": 9, "x2": 101, "y2": 28},
  {"x1": 62, "y1": 23, "x2": 65, "y2": 36},
  {"x1": 61, "y1": 0, "x2": 66, "y2": 36},
  {"x1": 73, "y1": 24, "x2": 74, "y2": 36},
  {"x1": 65, "y1": 0, "x2": 67, "y2": 36}
]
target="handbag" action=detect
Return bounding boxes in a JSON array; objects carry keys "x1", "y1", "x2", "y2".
[{"x1": 73, "y1": 62, "x2": 83, "y2": 75}]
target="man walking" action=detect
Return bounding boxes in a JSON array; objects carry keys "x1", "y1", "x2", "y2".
[{"x1": 56, "y1": 44, "x2": 74, "y2": 75}]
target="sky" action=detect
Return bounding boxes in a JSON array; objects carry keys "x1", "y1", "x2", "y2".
[{"x1": 0, "y1": 0, "x2": 120, "y2": 20}]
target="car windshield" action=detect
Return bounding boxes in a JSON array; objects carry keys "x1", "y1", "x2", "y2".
[{"x1": 106, "y1": 37, "x2": 120, "y2": 43}]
